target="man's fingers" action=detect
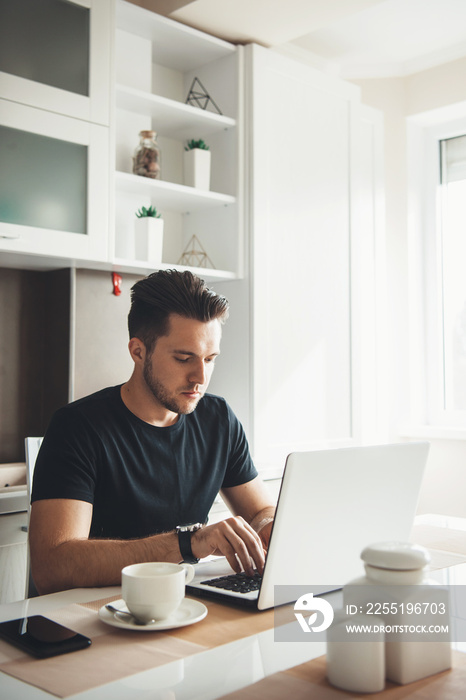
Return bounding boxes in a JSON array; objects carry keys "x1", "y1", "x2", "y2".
[
  {"x1": 224, "y1": 529, "x2": 257, "y2": 575},
  {"x1": 224, "y1": 519, "x2": 265, "y2": 574},
  {"x1": 192, "y1": 517, "x2": 265, "y2": 575}
]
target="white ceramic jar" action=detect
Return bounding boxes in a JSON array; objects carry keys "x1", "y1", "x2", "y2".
[
  {"x1": 326, "y1": 609, "x2": 385, "y2": 692},
  {"x1": 342, "y1": 542, "x2": 451, "y2": 685}
]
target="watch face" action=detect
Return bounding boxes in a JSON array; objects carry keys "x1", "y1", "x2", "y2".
[{"x1": 177, "y1": 523, "x2": 202, "y2": 533}]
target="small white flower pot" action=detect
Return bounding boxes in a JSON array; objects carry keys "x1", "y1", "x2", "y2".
[
  {"x1": 183, "y1": 148, "x2": 211, "y2": 190},
  {"x1": 134, "y1": 217, "x2": 164, "y2": 264}
]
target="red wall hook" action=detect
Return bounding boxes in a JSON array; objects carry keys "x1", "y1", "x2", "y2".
[{"x1": 112, "y1": 272, "x2": 122, "y2": 296}]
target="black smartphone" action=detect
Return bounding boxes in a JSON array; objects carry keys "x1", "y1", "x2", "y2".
[{"x1": 0, "y1": 615, "x2": 92, "y2": 658}]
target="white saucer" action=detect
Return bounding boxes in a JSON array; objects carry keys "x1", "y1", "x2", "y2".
[{"x1": 98, "y1": 598, "x2": 208, "y2": 631}]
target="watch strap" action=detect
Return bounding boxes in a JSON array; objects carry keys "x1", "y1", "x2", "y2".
[{"x1": 177, "y1": 529, "x2": 199, "y2": 564}]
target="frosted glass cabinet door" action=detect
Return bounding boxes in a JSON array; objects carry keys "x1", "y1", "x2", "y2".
[
  {"x1": 0, "y1": 98, "x2": 108, "y2": 261},
  {"x1": 0, "y1": 0, "x2": 111, "y2": 125},
  {"x1": 0, "y1": 126, "x2": 87, "y2": 235}
]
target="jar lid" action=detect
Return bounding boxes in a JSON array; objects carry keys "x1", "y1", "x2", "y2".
[
  {"x1": 140, "y1": 130, "x2": 156, "y2": 138},
  {"x1": 361, "y1": 542, "x2": 431, "y2": 570}
]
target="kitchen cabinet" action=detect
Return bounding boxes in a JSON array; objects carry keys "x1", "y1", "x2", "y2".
[
  {"x1": 0, "y1": 0, "x2": 111, "y2": 125},
  {"x1": 0, "y1": 512, "x2": 27, "y2": 604},
  {"x1": 0, "y1": 460, "x2": 28, "y2": 604},
  {"x1": 111, "y1": 0, "x2": 243, "y2": 281},
  {"x1": 0, "y1": 0, "x2": 244, "y2": 283},
  {"x1": 209, "y1": 45, "x2": 386, "y2": 473},
  {"x1": 0, "y1": 100, "x2": 109, "y2": 262},
  {"x1": 0, "y1": 0, "x2": 112, "y2": 265}
]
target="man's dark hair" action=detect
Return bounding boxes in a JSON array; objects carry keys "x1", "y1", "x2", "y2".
[{"x1": 128, "y1": 269, "x2": 229, "y2": 353}]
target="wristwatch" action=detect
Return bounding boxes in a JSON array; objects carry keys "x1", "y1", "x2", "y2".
[{"x1": 176, "y1": 523, "x2": 203, "y2": 564}]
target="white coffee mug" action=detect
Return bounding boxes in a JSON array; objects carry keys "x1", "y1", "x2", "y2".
[{"x1": 121, "y1": 562, "x2": 195, "y2": 622}]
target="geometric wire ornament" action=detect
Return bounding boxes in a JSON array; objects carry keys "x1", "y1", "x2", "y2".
[
  {"x1": 185, "y1": 77, "x2": 222, "y2": 115},
  {"x1": 177, "y1": 235, "x2": 216, "y2": 269}
]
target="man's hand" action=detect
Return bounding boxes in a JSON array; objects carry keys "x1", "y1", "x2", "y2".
[{"x1": 190, "y1": 516, "x2": 265, "y2": 576}]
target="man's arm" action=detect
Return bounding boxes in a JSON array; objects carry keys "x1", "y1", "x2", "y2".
[
  {"x1": 29, "y1": 499, "x2": 184, "y2": 594},
  {"x1": 29, "y1": 496, "x2": 269, "y2": 594},
  {"x1": 218, "y1": 476, "x2": 276, "y2": 549}
]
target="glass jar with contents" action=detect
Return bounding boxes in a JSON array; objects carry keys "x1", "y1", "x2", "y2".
[{"x1": 133, "y1": 130, "x2": 161, "y2": 179}]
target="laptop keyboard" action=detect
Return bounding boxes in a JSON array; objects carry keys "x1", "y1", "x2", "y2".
[{"x1": 201, "y1": 571, "x2": 262, "y2": 594}]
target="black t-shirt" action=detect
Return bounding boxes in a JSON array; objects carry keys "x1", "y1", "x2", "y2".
[{"x1": 31, "y1": 386, "x2": 257, "y2": 539}]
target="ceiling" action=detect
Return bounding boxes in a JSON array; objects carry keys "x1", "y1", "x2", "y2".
[{"x1": 135, "y1": 0, "x2": 466, "y2": 78}]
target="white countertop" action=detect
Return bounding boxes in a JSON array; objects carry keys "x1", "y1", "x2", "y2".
[
  {"x1": 2, "y1": 514, "x2": 466, "y2": 699},
  {"x1": 0, "y1": 585, "x2": 334, "y2": 700}
]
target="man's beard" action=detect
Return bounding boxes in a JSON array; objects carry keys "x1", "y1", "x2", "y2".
[{"x1": 143, "y1": 357, "x2": 201, "y2": 415}]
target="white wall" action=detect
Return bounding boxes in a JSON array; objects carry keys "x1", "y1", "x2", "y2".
[
  {"x1": 352, "y1": 57, "x2": 466, "y2": 517},
  {"x1": 73, "y1": 269, "x2": 140, "y2": 401}
]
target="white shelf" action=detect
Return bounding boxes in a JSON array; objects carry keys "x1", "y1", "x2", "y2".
[
  {"x1": 112, "y1": 2, "x2": 242, "y2": 279},
  {"x1": 111, "y1": 258, "x2": 236, "y2": 282},
  {"x1": 0, "y1": 250, "x2": 236, "y2": 282},
  {"x1": 116, "y1": 0, "x2": 235, "y2": 72},
  {"x1": 115, "y1": 171, "x2": 235, "y2": 213},
  {"x1": 116, "y1": 85, "x2": 235, "y2": 140}
]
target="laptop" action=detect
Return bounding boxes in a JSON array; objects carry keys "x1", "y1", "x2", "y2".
[{"x1": 187, "y1": 442, "x2": 430, "y2": 610}]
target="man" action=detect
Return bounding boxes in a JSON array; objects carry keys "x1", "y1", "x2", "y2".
[{"x1": 29, "y1": 270, "x2": 275, "y2": 594}]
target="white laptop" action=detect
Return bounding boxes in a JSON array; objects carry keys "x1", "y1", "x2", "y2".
[{"x1": 187, "y1": 442, "x2": 430, "y2": 610}]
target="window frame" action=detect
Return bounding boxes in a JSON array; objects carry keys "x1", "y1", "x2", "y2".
[{"x1": 407, "y1": 110, "x2": 466, "y2": 430}]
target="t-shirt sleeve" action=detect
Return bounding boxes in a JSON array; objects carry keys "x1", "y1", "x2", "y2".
[
  {"x1": 221, "y1": 403, "x2": 258, "y2": 488},
  {"x1": 31, "y1": 407, "x2": 98, "y2": 505}
]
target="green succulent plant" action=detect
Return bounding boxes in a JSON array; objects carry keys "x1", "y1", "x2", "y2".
[
  {"x1": 185, "y1": 139, "x2": 210, "y2": 151},
  {"x1": 135, "y1": 205, "x2": 161, "y2": 218}
]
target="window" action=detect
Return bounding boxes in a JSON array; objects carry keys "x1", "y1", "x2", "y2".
[
  {"x1": 408, "y1": 114, "x2": 466, "y2": 429},
  {"x1": 439, "y1": 135, "x2": 466, "y2": 413}
]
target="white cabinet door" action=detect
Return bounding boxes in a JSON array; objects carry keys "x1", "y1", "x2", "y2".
[
  {"x1": 0, "y1": 512, "x2": 27, "y2": 604},
  {"x1": 0, "y1": 99, "x2": 109, "y2": 262},
  {"x1": 246, "y1": 45, "x2": 385, "y2": 469},
  {"x1": 0, "y1": 0, "x2": 112, "y2": 125}
]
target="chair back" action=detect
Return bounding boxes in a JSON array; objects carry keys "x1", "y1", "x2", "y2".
[{"x1": 24, "y1": 437, "x2": 43, "y2": 598}]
